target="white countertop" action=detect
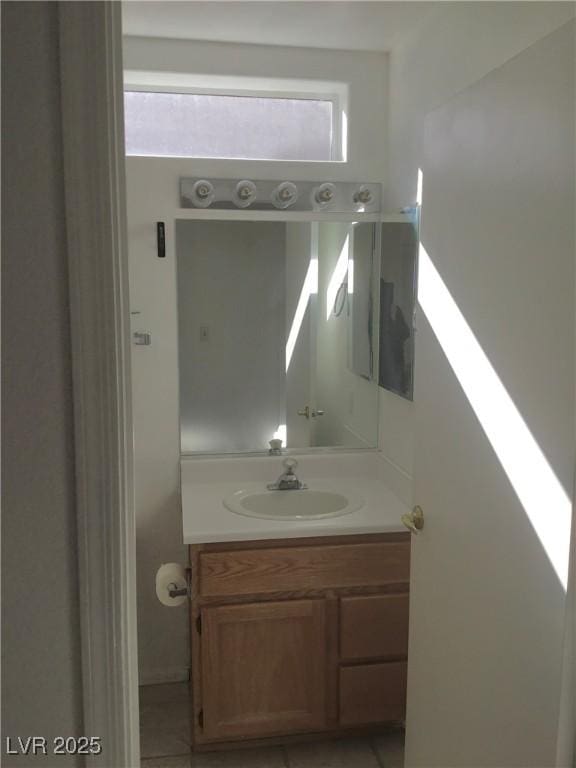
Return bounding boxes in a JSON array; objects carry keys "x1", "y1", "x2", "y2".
[{"x1": 180, "y1": 452, "x2": 410, "y2": 544}]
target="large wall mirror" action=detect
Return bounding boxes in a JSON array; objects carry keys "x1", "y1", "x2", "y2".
[{"x1": 176, "y1": 219, "x2": 380, "y2": 454}]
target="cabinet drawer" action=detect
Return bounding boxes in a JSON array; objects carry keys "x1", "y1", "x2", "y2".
[
  {"x1": 340, "y1": 594, "x2": 409, "y2": 660},
  {"x1": 198, "y1": 539, "x2": 410, "y2": 598},
  {"x1": 339, "y1": 662, "x2": 407, "y2": 726}
]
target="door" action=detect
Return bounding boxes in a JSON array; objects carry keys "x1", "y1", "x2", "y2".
[
  {"x1": 405, "y1": 24, "x2": 574, "y2": 767},
  {"x1": 201, "y1": 599, "x2": 327, "y2": 740}
]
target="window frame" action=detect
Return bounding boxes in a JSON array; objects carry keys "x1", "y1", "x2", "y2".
[{"x1": 123, "y1": 71, "x2": 348, "y2": 163}]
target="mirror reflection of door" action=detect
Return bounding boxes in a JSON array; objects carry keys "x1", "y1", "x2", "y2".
[{"x1": 175, "y1": 219, "x2": 380, "y2": 454}]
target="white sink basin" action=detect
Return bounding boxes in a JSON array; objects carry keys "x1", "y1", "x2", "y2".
[{"x1": 223, "y1": 487, "x2": 363, "y2": 521}]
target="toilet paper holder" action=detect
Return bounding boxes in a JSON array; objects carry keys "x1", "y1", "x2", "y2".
[{"x1": 156, "y1": 563, "x2": 191, "y2": 607}]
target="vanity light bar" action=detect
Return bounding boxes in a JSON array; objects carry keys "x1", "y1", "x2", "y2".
[{"x1": 180, "y1": 178, "x2": 381, "y2": 213}]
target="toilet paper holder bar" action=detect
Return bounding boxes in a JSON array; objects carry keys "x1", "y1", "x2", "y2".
[
  {"x1": 167, "y1": 582, "x2": 188, "y2": 598},
  {"x1": 167, "y1": 566, "x2": 191, "y2": 599}
]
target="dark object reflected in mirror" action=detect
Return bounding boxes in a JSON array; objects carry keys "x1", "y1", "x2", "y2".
[
  {"x1": 348, "y1": 222, "x2": 375, "y2": 381},
  {"x1": 378, "y1": 208, "x2": 419, "y2": 400}
]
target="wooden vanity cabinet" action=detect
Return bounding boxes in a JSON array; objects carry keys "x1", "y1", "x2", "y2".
[{"x1": 189, "y1": 533, "x2": 410, "y2": 748}]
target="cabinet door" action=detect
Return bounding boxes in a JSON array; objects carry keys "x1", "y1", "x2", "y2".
[{"x1": 201, "y1": 599, "x2": 327, "y2": 740}]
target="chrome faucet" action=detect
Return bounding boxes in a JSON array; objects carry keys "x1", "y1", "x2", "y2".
[{"x1": 267, "y1": 458, "x2": 307, "y2": 491}]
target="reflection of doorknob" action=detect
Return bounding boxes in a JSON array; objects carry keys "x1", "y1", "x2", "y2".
[
  {"x1": 297, "y1": 406, "x2": 311, "y2": 419},
  {"x1": 402, "y1": 505, "x2": 424, "y2": 534}
]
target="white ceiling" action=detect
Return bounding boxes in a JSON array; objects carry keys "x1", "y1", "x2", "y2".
[{"x1": 121, "y1": 1, "x2": 441, "y2": 52}]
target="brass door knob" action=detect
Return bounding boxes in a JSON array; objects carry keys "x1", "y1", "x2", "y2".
[
  {"x1": 297, "y1": 406, "x2": 310, "y2": 419},
  {"x1": 402, "y1": 505, "x2": 424, "y2": 534}
]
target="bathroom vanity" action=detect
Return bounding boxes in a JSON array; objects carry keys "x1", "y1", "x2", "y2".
[
  {"x1": 182, "y1": 452, "x2": 412, "y2": 749},
  {"x1": 188, "y1": 525, "x2": 410, "y2": 748}
]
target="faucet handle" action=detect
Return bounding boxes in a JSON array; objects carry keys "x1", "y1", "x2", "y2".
[{"x1": 282, "y1": 458, "x2": 298, "y2": 473}]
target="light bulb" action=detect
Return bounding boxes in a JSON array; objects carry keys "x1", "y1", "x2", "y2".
[
  {"x1": 234, "y1": 180, "x2": 257, "y2": 208},
  {"x1": 353, "y1": 185, "x2": 374, "y2": 206},
  {"x1": 272, "y1": 182, "x2": 298, "y2": 209},
  {"x1": 314, "y1": 183, "x2": 336, "y2": 207},
  {"x1": 192, "y1": 180, "x2": 214, "y2": 208}
]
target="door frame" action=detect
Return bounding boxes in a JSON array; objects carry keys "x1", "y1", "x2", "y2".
[{"x1": 58, "y1": 3, "x2": 139, "y2": 766}]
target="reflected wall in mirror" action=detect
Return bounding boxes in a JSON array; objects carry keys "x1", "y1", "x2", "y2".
[
  {"x1": 176, "y1": 219, "x2": 379, "y2": 454},
  {"x1": 378, "y1": 208, "x2": 419, "y2": 400}
]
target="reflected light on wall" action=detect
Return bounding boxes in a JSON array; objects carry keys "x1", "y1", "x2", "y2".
[
  {"x1": 418, "y1": 241, "x2": 571, "y2": 589},
  {"x1": 326, "y1": 236, "x2": 350, "y2": 320},
  {"x1": 285, "y1": 258, "x2": 318, "y2": 371}
]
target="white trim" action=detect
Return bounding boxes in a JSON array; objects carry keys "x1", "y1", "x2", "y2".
[
  {"x1": 59, "y1": 3, "x2": 139, "y2": 767},
  {"x1": 123, "y1": 69, "x2": 348, "y2": 162},
  {"x1": 173, "y1": 209, "x2": 381, "y2": 223},
  {"x1": 138, "y1": 208, "x2": 397, "y2": 225},
  {"x1": 123, "y1": 69, "x2": 347, "y2": 99}
]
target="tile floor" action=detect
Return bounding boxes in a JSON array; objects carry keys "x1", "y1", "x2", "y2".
[{"x1": 140, "y1": 683, "x2": 404, "y2": 768}]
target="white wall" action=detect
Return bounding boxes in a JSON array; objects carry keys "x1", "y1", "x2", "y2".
[
  {"x1": 379, "y1": 0, "x2": 576, "y2": 479},
  {"x1": 123, "y1": 36, "x2": 388, "y2": 183},
  {"x1": 2, "y1": 3, "x2": 83, "y2": 763},
  {"x1": 128, "y1": 160, "x2": 188, "y2": 685}
]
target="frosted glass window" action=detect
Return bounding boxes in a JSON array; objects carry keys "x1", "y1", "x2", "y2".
[{"x1": 124, "y1": 91, "x2": 334, "y2": 161}]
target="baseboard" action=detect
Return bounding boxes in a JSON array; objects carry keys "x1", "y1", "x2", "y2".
[
  {"x1": 139, "y1": 667, "x2": 190, "y2": 687},
  {"x1": 376, "y1": 453, "x2": 413, "y2": 507}
]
